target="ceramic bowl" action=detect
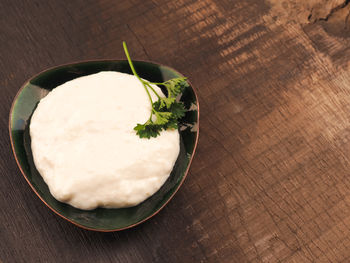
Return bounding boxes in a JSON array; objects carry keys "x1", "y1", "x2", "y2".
[{"x1": 9, "y1": 60, "x2": 199, "y2": 231}]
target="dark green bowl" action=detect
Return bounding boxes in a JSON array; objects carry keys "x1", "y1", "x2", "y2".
[{"x1": 9, "y1": 60, "x2": 199, "y2": 231}]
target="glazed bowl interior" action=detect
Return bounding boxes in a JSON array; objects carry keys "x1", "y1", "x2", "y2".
[{"x1": 9, "y1": 60, "x2": 199, "y2": 231}]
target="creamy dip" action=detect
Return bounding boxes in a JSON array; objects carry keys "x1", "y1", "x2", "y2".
[{"x1": 30, "y1": 71, "x2": 180, "y2": 210}]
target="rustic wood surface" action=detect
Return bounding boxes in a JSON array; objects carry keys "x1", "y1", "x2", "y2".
[{"x1": 2, "y1": 0, "x2": 350, "y2": 262}]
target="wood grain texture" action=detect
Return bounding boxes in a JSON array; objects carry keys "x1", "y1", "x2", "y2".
[{"x1": 2, "y1": 0, "x2": 350, "y2": 262}]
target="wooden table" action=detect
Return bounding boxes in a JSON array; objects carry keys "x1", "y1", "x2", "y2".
[{"x1": 2, "y1": 0, "x2": 350, "y2": 262}]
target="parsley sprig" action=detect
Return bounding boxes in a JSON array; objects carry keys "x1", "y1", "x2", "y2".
[{"x1": 123, "y1": 41, "x2": 188, "y2": 139}]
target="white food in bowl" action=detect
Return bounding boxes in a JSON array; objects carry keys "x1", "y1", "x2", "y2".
[{"x1": 30, "y1": 71, "x2": 180, "y2": 210}]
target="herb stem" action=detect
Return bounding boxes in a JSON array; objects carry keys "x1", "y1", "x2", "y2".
[
  {"x1": 123, "y1": 41, "x2": 154, "y2": 111},
  {"x1": 123, "y1": 42, "x2": 141, "y2": 80},
  {"x1": 146, "y1": 83, "x2": 161, "y2": 99},
  {"x1": 142, "y1": 83, "x2": 154, "y2": 112}
]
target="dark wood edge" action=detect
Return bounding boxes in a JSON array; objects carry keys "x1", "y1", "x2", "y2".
[{"x1": 8, "y1": 59, "x2": 200, "y2": 232}]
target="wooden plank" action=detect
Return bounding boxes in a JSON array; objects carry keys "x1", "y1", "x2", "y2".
[{"x1": 2, "y1": 0, "x2": 350, "y2": 262}]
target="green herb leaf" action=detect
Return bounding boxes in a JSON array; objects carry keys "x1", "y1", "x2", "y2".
[
  {"x1": 153, "y1": 110, "x2": 172, "y2": 125},
  {"x1": 159, "y1": 97, "x2": 175, "y2": 109},
  {"x1": 163, "y1": 78, "x2": 189, "y2": 97},
  {"x1": 169, "y1": 101, "x2": 186, "y2": 119},
  {"x1": 134, "y1": 122, "x2": 162, "y2": 139},
  {"x1": 123, "y1": 41, "x2": 188, "y2": 139}
]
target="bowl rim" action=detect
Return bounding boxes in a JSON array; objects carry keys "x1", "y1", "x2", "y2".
[{"x1": 8, "y1": 58, "x2": 200, "y2": 232}]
